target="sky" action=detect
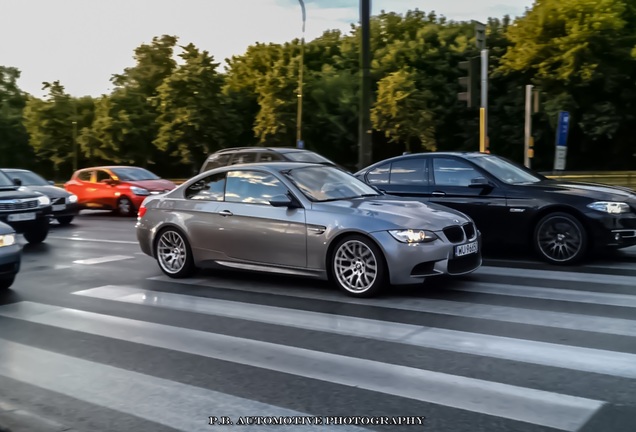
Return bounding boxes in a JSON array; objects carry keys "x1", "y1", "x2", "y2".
[{"x1": 0, "y1": 0, "x2": 533, "y2": 98}]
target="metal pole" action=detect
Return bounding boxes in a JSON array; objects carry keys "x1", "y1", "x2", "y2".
[
  {"x1": 480, "y1": 48, "x2": 488, "y2": 152},
  {"x1": 72, "y1": 121, "x2": 78, "y2": 172},
  {"x1": 524, "y1": 84, "x2": 533, "y2": 168},
  {"x1": 358, "y1": 0, "x2": 372, "y2": 170},
  {"x1": 296, "y1": 0, "x2": 306, "y2": 149}
]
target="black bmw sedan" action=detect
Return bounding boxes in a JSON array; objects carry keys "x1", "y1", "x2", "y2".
[{"x1": 355, "y1": 152, "x2": 636, "y2": 265}]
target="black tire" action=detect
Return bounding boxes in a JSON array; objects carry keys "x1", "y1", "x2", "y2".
[
  {"x1": 329, "y1": 234, "x2": 388, "y2": 298},
  {"x1": 533, "y1": 212, "x2": 588, "y2": 265},
  {"x1": 117, "y1": 196, "x2": 135, "y2": 217},
  {"x1": 56, "y1": 216, "x2": 74, "y2": 225},
  {"x1": 23, "y1": 222, "x2": 49, "y2": 244},
  {"x1": 0, "y1": 275, "x2": 15, "y2": 290},
  {"x1": 154, "y1": 227, "x2": 196, "y2": 278}
]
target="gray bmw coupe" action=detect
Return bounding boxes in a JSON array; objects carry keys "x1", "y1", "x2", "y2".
[{"x1": 136, "y1": 163, "x2": 482, "y2": 297}]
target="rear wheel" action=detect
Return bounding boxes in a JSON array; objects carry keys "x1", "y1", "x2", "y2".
[
  {"x1": 330, "y1": 234, "x2": 387, "y2": 297},
  {"x1": 23, "y1": 221, "x2": 49, "y2": 244},
  {"x1": 534, "y1": 212, "x2": 587, "y2": 265},
  {"x1": 154, "y1": 227, "x2": 196, "y2": 278}
]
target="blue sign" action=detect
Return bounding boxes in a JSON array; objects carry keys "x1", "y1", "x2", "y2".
[
  {"x1": 297, "y1": 140, "x2": 304, "y2": 149},
  {"x1": 555, "y1": 111, "x2": 570, "y2": 147}
]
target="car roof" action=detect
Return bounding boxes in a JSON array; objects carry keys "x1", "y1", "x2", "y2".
[
  {"x1": 219, "y1": 161, "x2": 330, "y2": 171},
  {"x1": 357, "y1": 151, "x2": 489, "y2": 171},
  {"x1": 75, "y1": 166, "x2": 148, "y2": 172},
  {"x1": 209, "y1": 147, "x2": 317, "y2": 157},
  {"x1": 0, "y1": 168, "x2": 30, "y2": 172}
]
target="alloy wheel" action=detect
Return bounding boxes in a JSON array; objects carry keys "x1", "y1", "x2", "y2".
[
  {"x1": 333, "y1": 239, "x2": 378, "y2": 293},
  {"x1": 157, "y1": 230, "x2": 187, "y2": 274},
  {"x1": 536, "y1": 215, "x2": 584, "y2": 263}
]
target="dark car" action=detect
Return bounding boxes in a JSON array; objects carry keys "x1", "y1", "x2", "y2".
[
  {"x1": 355, "y1": 151, "x2": 636, "y2": 265},
  {"x1": 0, "y1": 170, "x2": 51, "y2": 244},
  {"x1": 200, "y1": 147, "x2": 339, "y2": 174},
  {"x1": 0, "y1": 221, "x2": 21, "y2": 290},
  {"x1": 1, "y1": 168, "x2": 80, "y2": 225}
]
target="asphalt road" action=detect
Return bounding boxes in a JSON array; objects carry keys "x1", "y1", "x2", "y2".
[{"x1": 1, "y1": 212, "x2": 636, "y2": 432}]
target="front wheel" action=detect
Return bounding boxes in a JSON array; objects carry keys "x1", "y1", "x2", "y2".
[
  {"x1": 154, "y1": 227, "x2": 196, "y2": 278},
  {"x1": 330, "y1": 234, "x2": 387, "y2": 297},
  {"x1": 117, "y1": 197, "x2": 135, "y2": 217},
  {"x1": 23, "y1": 222, "x2": 49, "y2": 244},
  {"x1": 0, "y1": 275, "x2": 15, "y2": 290},
  {"x1": 533, "y1": 212, "x2": 587, "y2": 265}
]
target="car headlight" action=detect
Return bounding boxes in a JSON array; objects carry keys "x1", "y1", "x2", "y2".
[
  {"x1": 130, "y1": 186, "x2": 150, "y2": 196},
  {"x1": 67, "y1": 194, "x2": 78, "y2": 203},
  {"x1": 0, "y1": 234, "x2": 15, "y2": 247},
  {"x1": 37, "y1": 195, "x2": 50, "y2": 206},
  {"x1": 389, "y1": 229, "x2": 439, "y2": 243},
  {"x1": 586, "y1": 201, "x2": 631, "y2": 214}
]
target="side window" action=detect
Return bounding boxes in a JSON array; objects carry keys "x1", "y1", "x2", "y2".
[
  {"x1": 258, "y1": 152, "x2": 284, "y2": 162},
  {"x1": 202, "y1": 154, "x2": 231, "y2": 172},
  {"x1": 366, "y1": 163, "x2": 390, "y2": 185},
  {"x1": 432, "y1": 158, "x2": 482, "y2": 187},
  {"x1": 230, "y1": 152, "x2": 257, "y2": 165},
  {"x1": 225, "y1": 170, "x2": 288, "y2": 205},
  {"x1": 185, "y1": 173, "x2": 226, "y2": 201},
  {"x1": 77, "y1": 171, "x2": 92, "y2": 181},
  {"x1": 389, "y1": 158, "x2": 428, "y2": 185},
  {"x1": 95, "y1": 170, "x2": 111, "y2": 183}
]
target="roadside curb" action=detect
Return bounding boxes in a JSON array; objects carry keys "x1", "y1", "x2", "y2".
[{"x1": 0, "y1": 400, "x2": 79, "y2": 432}]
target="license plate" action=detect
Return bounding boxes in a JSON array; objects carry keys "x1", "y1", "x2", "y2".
[
  {"x1": 455, "y1": 241, "x2": 478, "y2": 257},
  {"x1": 52, "y1": 204, "x2": 66, "y2": 211},
  {"x1": 8, "y1": 212, "x2": 36, "y2": 222}
]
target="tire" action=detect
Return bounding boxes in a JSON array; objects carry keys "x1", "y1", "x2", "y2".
[
  {"x1": 117, "y1": 196, "x2": 135, "y2": 216},
  {"x1": 0, "y1": 275, "x2": 15, "y2": 290},
  {"x1": 56, "y1": 216, "x2": 74, "y2": 225},
  {"x1": 23, "y1": 222, "x2": 49, "y2": 244},
  {"x1": 329, "y1": 234, "x2": 387, "y2": 297},
  {"x1": 533, "y1": 212, "x2": 588, "y2": 265},
  {"x1": 154, "y1": 227, "x2": 196, "y2": 278}
]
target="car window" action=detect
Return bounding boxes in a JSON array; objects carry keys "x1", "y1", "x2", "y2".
[
  {"x1": 110, "y1": 167, "x2": 160, "y2": 181},
  {"x1": 4, "y1": 170, "x2": 49, "y2": 186},
  {"x1": 77, "y1": 171, "x2": 92, "y2": 181},
  {"x1": 224, "y1": 170, "x2": 287, "y2": 205},
  {"x1": 432, "y1": 158, "x2": 482, "y2": 187},
  {"x1": 366, "y1": 163, "x2": 390, "y2": 185},
  {"x1": 230, "y1": 152, "x2": 257, "y2": 165},
  {"x1": 95, "y1": 170, "x2": 111, "y2": 183},
  {"x1": 258, "y1": 152, "x2": 284, "y2": 162},
  {"x1": 201, "y1": 154, "x2": 231, "y2": 172},
  {"x1": 185, "y1": 173, "x2": 226, "y2": 201},
  {"x1": 367, "y1": 158, "x2": 428, "y2": 185}
]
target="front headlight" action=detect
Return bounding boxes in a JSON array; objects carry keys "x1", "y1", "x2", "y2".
[
  {"x1": 389, "y1": 229, "x2": 439, "y2": 243},
  {"x1": 37, "y1": 195, "x2": 50, "y2": 206},
  {"x1": 586, "y1": 201, "x2": 631, "y2": 214},
  {"x1": 130, "y1": 186, "x2": 150, "y2": 196},
  {"x1": 0, "y1": 234, "x2": 16, "y2": 247},
  {"x1": 67, "y1": 194, "x2": 78, "y2": 204}
]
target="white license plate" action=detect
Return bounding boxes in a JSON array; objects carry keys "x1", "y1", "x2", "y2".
[
  {"x1": 52, "y1": 204, "x2": 66, "y2": 211},
  {"x1": 8, "y1": 212, "x2": 36, "y2": 222},
  {"x1": 455, "y1": 241, "x2": 478, "y2": 257}
]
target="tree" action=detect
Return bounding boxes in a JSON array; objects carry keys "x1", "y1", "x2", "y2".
[{"x1": 0, "y1": 67, "x2": 31, "y2": 168}]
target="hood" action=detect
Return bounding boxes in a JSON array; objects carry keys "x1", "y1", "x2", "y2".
[
  {"x1": 0, "y1": 187, "x2": 43, "y2": 200},
  {"x1": 525, "y1": 179, "x2": 636, "y2": 202},
  {"x1": 18, "y1": 185, "x2": 71, "y2": 199},
  {"x1": 313, "y1": 195, "x2": 472, "y2": 231},
  {"x1": 125, "y1": 179, "x2": 176, "y2": 192}
]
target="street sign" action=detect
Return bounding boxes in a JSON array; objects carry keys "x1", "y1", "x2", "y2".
[
  {"x1": 553, "y1": 111, "x2": 570, "y2": 170},
  {"x1": 297, "y1": 140, "x2": 304, "y2": 149}
]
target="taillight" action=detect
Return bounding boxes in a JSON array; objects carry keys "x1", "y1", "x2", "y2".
[{"x1": 138, "y1": 205, "x2": 147, "y2": 218}]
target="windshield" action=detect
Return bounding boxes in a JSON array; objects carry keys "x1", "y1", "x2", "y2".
[
  {"x1": 469, "y1": 155, "x2": 544, "y2": 184},
  {"x1": 284, "y1": 166, "x2": 380, "y2": 202},
  {"x1": 282, "y1": 151, "x2": 334, "y2": 165},
  {"x1": 3, "y1": 170, "x2": 49, "y2": 186},
  {"x1": 0, "y1": 170, "x2": 15, "y2": 187},
  {"x1": 110, "y1": 167, "x2": 160, "y2": 181}
]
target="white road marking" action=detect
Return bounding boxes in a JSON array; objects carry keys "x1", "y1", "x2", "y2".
[
  {"x1": 49, "y1": 236, "x2": 138, "y2": 245},
  {"x1": 73, "y1": 255, "x2": 135, "y2": 265}
]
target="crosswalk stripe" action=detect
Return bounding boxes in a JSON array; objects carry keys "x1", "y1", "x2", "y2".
[
  {"x1": 451, "y1": 282, "x2": 636, "y2": 308},
  {"x1": 71, "y1": 285, "x2": 636, "y2": 377},
  {"x1": 476, "y1": 265, "x2": 636, "y2": 285},
  {"x1": 0, "y1": 301, "x2": 604, "y2": 431},
  {"x1": 72, "y1": 255, "x2": 135, "y2": 265},
  {"x1": 147, "y1": 275, "x2": 636, "y2": 334},
  {"x1": 0, "y1": 339, "x2": 369, "y2": 432}
]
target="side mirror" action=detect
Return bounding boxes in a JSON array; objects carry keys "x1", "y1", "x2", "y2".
[
  {"x1": 12, "y1": 178, "x2": 22, "y2": 186},
  {"x1": 468, "y1": 177, "x2": 493, "y2": 188},
  {"x1": 269, "y1": 194, "x2": 298, "y2": 208}
]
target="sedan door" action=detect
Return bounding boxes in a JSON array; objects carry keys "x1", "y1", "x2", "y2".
[
  {"x1": 428, "y1": 156, "x2": 509, "y2": 243},
  {"x1": 215, "y1": 169, "x2": 307, "y2": 268}
]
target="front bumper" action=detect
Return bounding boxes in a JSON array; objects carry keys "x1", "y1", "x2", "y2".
[
  {"x1": 49, "y1": 200, "x2": 80, "y2": 218},
  {"x1": 0, "y1": 208, "x2": 51, "y2": 234},
  {"x1": 370, "y1": 230, "x2": 482, "y2": 285},
  {"x1": 0, "y1": 244, "x2": 21, "y2": 278},
  {"x1": 584, "y1": 210, "x2": 636, "y2": 249}
]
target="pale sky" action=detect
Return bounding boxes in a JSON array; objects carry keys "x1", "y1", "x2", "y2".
[{"x1": 0, "y1": 0, "x2": 532, "y2": 98}]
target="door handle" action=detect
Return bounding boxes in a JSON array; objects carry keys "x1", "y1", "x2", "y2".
[
  {"x1": 219, "y1": 210, "x2": 233, "y2": 217},
  {"x1": 431, "y1": 191, "x2": 446, "y2": 197}
]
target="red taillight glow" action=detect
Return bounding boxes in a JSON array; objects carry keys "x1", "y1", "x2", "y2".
[{"x1": 138, "y1": 206, "x2": 147, "y2": 218}]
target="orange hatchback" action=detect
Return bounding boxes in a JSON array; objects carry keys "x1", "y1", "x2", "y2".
[{"x1": 65, "y1": 166, "x2": 176, "y2": 216}]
